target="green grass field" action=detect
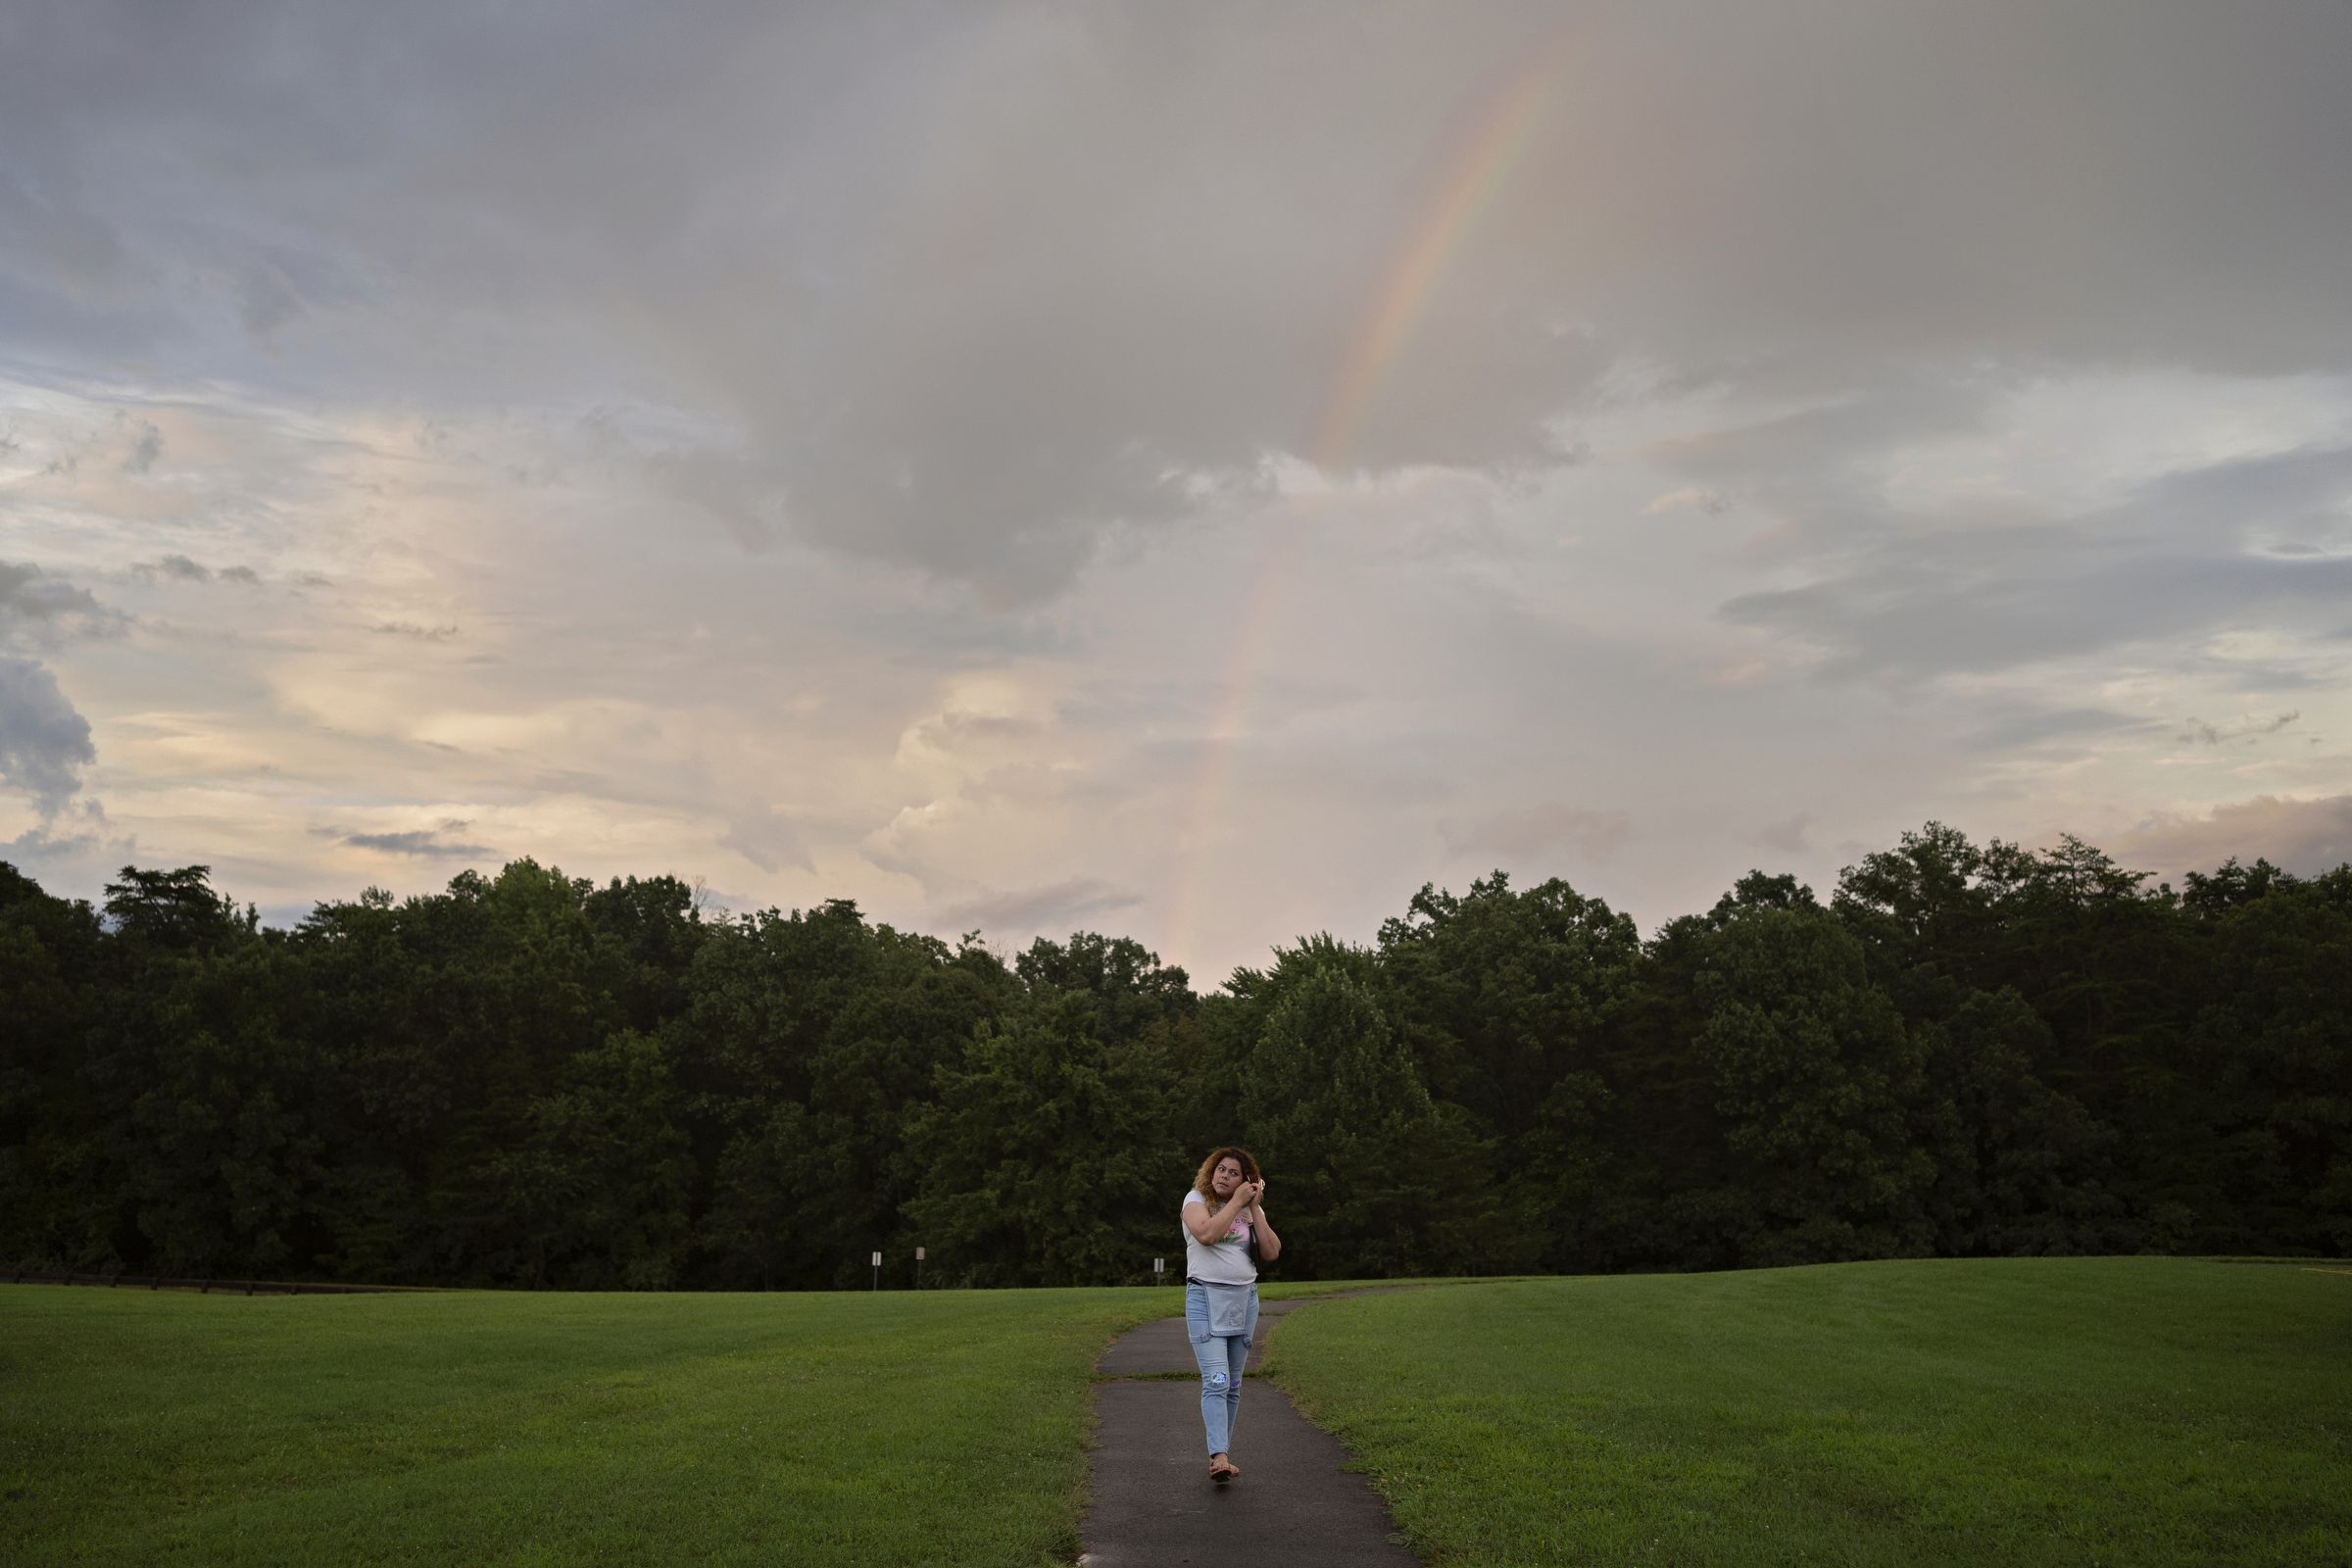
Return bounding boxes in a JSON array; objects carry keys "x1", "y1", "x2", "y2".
[
  {"x1": 0, "y1": 1285, "x2": 1174, "y2": 1566},
  {"x1": 1265, "y1": 1258, "x2": 2352, "y2": 1566},
  {"x1": 5, "y1": 1260, "x2": 2344, "y2": 1566}
]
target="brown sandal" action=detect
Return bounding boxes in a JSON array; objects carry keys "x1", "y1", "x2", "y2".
[{"x1": 1209, "y1": 1457, "x2": 1238, "y2": 1484}]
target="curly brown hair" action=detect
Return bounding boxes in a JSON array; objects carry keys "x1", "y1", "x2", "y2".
[{"x1": 1192, "y1": 1146, "x2": 1261, "y2": 1200}]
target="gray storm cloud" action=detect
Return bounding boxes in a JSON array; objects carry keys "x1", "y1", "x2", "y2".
[
  {"x1": 0, "y1": 656, "x2": 97, "y2": 815},
  {"x1": 937, "y1": 877, "x2": 1144, "y2": 936},
  {"x1": 719, "y1": 808, "x2": 815, "y2": 877},
  {"x1": 0, "y1": 564, "x2": 116, "y2": 820},
  {"x1": 8, "y1": 1, "x2": 2349, "y2": 598},
  {"x1": 1722, "y1": 446, "x2": 2352, "y2": 682},
  {"x1": 339, "y1": 823, "x2": 495, "y2": 859},
  {"x1": 1441, "y1": 804, "x2": 1633, "y2": 863},
  {"x1": 0, "y1": 561, "x2": 119, "y2": 642},
  {"x1": 3, "y1": 2, "x2": 2350, "y2": 975}
]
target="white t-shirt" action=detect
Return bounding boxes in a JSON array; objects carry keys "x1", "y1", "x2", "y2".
[{"x1": 1182, "y1": 1190, "x2": 1256, "y2": 1285}]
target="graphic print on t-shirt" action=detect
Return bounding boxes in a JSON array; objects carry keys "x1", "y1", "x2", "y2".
[{"x1": 1182, "y1": 1188, "x2": 1257, "y2": 1285}]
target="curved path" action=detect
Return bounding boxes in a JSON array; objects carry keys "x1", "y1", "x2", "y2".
[{"x1": 1078, "y1": 1292, "x2": 1421, "y2": 1567}]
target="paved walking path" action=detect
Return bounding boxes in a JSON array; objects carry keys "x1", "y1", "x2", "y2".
[{"x1": 1079, "y1": 1292, "x2": 1421, "y2": 1567}]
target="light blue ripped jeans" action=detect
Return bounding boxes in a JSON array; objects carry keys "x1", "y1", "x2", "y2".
[{"x1": 1184, "y1": 1279, "x2": 1259, "y2": 1456}]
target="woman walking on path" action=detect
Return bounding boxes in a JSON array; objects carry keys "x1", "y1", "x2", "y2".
[{"x1": 1182, "y1": 1146, "x2": 1282, "y2": 1484}]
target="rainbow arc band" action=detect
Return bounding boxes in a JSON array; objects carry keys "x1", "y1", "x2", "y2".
[{"x1": 1164, "y1": 32, "x2": 1577, "y2": 964}]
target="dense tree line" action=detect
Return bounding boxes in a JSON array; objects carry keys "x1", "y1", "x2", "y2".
[{"x1": 3, "y1": 824, "x2": 2346, "y2": 1288}]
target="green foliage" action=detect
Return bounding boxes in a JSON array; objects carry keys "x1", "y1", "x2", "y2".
[
  {"x1": 2186, "y1": 887, "x2": 2352, "y2": 1253},
  {"x1": 1911, "y1": 987, "x2": 2126, "y2": 1255},
  {"x1": 481, "y1": 1029, "x2": 695, "y2": 1289},
  {"x1": 3, "y1": 818, "x2": 2349, "y2": 1286},
  {"x1": 1374, "y1": 872, "x2": 1640, "y2": 1270},
  {"x1": 1014, "y1": 929, "x2": 1193, "y2": 1044},
  {"x1": 906, "y1": 992, "x2": 1179, "y2": 1286},
  {"x1": 1691, "y1": 905, "x2": 1936, "y2": 1262},
  {"x1": 0, "y1": 867, "x2": 109, "y2": 1269},
  {"x1": 1243, "y1": 958, "x2": 1429, "y2": 1157},
  {"x1": 1377, "y1": 872, "x2": 1641, "y2": 1130},
  {"x1": 101, "y1": 864, "x2": 249, "y2": 953}
]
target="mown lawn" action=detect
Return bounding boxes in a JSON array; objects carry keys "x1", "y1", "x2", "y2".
[
  {"x1": 10, "y1": 1261, "x2": 2345, "y2": 1567},
  {"x1": 1265, "y1": 1257, "x2": 2352, "y2": 1566},
  {"x1": 0, "y1": 1285, "x2": 1173, "y2": 1566}
]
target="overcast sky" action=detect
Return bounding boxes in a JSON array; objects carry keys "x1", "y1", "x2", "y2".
[{"x1": 4, "y1": 0, "x2": 2350, "y2": 983}]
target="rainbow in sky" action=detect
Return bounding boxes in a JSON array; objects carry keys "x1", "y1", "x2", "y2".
[{"x1": 1164, "y1": 38, "x2": 1575, "y2": 972}]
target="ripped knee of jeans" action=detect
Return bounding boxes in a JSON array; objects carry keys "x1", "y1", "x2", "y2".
[{"x1": 1201, "y1": 1367, "x2": 1229, "y2": 1392}]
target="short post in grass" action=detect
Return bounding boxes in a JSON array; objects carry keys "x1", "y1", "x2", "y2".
[
  {"x1": 871, "y1": 1250, "x2": 881, "y2": 1291},
  {"x1": 915, "y1": 1245, "x2": 924, "y2": 1290},
  {"x1": 1154, "y1": 1256, "x2": 1165, "y2": 1285}
]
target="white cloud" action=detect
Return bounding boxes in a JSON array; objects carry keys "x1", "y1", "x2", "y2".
[{"x1": 2108, "y1": 795, "x2": 2352, "y2": 882}]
